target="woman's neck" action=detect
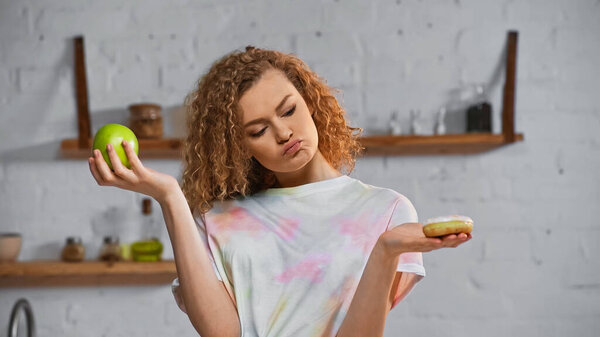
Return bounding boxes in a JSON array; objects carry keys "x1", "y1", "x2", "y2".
[{"x1": 272, "y1": 151, "x2": 342, "y2": 188}]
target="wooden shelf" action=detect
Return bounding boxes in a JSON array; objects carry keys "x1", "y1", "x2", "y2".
[
  {"x1": 63, "y1": 31, "x2": 522, "y2": 158},
  {"x1": 61, "y1": 137, "x2": 183, "y2": 159},
  {"x1": 0, "y1": 260, "x2": 177, "y2": 287},
  {"x1": 60, "y1": 133, "x2": 524, "y2": 158},
  {"x1": 360, "y1": 133, "x2": 524, "y2": 156}
]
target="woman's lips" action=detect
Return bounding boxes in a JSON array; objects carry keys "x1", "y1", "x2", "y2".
[{"x1": 282, "y1": 140, "x2": 302, "y2": 156}]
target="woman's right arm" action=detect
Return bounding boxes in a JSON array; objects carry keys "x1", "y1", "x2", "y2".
[
  {"x1": 160, "y1": 188, "x2": 241, "y2": 337},
  {"x1": 88, "y1": 140, "x2": 240, "y2": 337}
]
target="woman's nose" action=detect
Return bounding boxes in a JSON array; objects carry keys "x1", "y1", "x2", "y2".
[
  {"x1": 277, "y1": 130, "x2": 292, "y2": 143},
  {"x1": 274, "y1": 123, "x2": 293, "y2": 143}
]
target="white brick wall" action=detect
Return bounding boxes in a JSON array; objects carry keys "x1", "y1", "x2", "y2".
[{"x1": 1, "y1": 0, "x2": 599, "y2": 336}]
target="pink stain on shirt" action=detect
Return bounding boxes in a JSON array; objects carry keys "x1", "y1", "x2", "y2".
[
  {"x1": 338, "y1": 211, "x2": 385, "y2": 254},
  {"x1": 207, "y1": 207, "x2": 265, "y2": 237},
  {"x1": 274, "y1": 253, "x2": 332, "y2": 284},
  {"x1": 273, "y1": 218, "x2": 300, "y2": 242}
]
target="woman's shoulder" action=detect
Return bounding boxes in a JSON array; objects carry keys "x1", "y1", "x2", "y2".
[
  {"x1": 191, "y1": 196, "x2": 246, "y2": 219},
  {"x1": 350, "y1": 177, "x2": 408, "y2": 202}
]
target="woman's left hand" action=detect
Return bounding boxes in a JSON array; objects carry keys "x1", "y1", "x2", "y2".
[{"x1": 378, "y1": 222, "x2": 472, "y2": 258}]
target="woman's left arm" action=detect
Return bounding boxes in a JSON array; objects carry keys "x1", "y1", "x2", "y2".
[
  {"x1": 335, "y1": 238, "x2": 399, "y2": 337},
  {"x1": 336, "y1": 222, "x2": 472, "y2": 337}
]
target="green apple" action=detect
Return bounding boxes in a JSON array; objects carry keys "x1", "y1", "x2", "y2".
[{"x1": 92, "y1": 124, "x2": 139, "y2": 170}]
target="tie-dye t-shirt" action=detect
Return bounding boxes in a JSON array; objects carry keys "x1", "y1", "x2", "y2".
[{"x1": 171, "y1": 174, "x2": 425, "y2": 336}]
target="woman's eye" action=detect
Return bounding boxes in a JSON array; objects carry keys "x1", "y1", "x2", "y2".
[
  {"x1": 250, "y1": 128, "x2": 267, "y2": 138},
  {"x1": 284, "y1": 105, "x2": 296, "y2": 116},
  {"x1": 249, "y1": 106, "x2": 295, "y2": 138}
]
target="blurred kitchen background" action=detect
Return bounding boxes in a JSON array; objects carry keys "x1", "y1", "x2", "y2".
[{"x1": 1, "y1": 0, "x2": 599, "y2": 336}]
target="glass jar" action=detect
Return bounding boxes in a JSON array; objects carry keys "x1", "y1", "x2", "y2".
[
  {"x1": 61, "y1": 236, "x2": 85, "y2": 262},
  {"x1": 128, "y1": 103, "x2": 163, "y2": 138},
  {"x1": 99, "y1": 236, "x2": 122, "y2": 262}
]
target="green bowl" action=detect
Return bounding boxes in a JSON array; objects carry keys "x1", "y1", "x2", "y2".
[{"x1": 131, "y1": 239, "x2": 163, "y2": 262}]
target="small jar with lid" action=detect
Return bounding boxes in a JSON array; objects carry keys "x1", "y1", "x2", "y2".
[
  {"x1": 99, "y1": 236, "x2": 122, "y2": 262},
  {"x1": 61, "y1": 236, "x2": 85, "y2": 262},
  {"x1": 128, "y1": 103, "x2": 163, "y2": 138}
]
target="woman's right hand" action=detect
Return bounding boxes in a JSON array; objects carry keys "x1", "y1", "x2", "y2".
[{"x1": 88, "y1": 140, "x2": 180, "y2": 204}]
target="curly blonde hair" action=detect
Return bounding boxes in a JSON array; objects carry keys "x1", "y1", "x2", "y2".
[{"x1": 181, "y1": 46, "x2": 364, "y2": 214}]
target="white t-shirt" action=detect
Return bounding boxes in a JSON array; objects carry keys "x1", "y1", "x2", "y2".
[{"x1": 172, "y1": 174, "x2": 425, "y2": 336}]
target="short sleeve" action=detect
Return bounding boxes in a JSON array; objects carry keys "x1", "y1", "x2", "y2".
[
  {"x1": 192, "y1": 211, "x2": 223, "y2": 281},
  {"x1": 386, "y1": 194, "x2": 426, "y2": 308},
  {"x1": 170, "y1": 211, "x2": 223, "y2": 313}
]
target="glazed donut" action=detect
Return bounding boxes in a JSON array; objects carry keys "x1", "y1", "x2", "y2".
[{"x1": 423, "y1": 215, "x2": 473, "y2": 238}]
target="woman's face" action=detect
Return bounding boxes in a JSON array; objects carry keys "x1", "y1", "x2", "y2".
[{"x1": 238, "y1": 69, "x2": 318, "y2": 173}]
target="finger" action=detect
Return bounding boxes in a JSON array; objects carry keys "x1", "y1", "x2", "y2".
[
  {"x1": 422, "y1": 237, "x2": 444, "y2": 250},
  {"x1": 449, "y1": 234, "x2": 472, "y2": 247},
  {"x1": 93, "y1": 149, "x2": 119, "y2": 184},
  {"x1": 88, "y1": 157, "x2": 104, "y2": 184},
  {"x1": 438, "y1": 234, "x2": 457, "y2": 247},
  {"x1": 122, "y1": 140, "x2": 144, "y2": 173},
  {"x1": 106, "y1": 143, "x2": 137, "y2": 181}
]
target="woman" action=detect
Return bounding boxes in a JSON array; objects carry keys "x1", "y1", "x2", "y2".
[{"x1": 88, "y1": 46, "x2": 471, "y2": 337}]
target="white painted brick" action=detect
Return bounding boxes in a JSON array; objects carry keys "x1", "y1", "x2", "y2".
[
  {"x1": 0, "y1": 0, "x2": 599, "y2": 335},
  {"x1": 0, "y1": 2, "x2": 32, "y2": 39},
  {"x1": 0, "y1": 36, "x2": 66, "y2": 67},
  {"x1": 33, "y1": 7, "x2": 131, "y2": 39},
  {"x1": 363, "y1": 83, "x2": 408, "y2": 131},
  {"x1": 479, "y1": 228, "x2": 533, "y2": 261},
  {"x1": 555, "y1": 27, "x2": 600, "y2": 87},
  {"x1": 296, "y1": 31, "x2": 362, "y2": 64},
  {"x1": 309, "y1": 60, "x2": 360, "y2": 89},
  {"x1": 360, "y1": 32, "x2": 410, "y2": 62},
  {"x1": 0, "y1": 68, "x2": 18, "y2": 104},
  {"x1": 453, "y1": 26, "x2": 510, "y2": 84},
  {"x1": 365, "y1": 58, "x2": 408, "y2": 86},
  {"x1": 192, "y1": 33, "x2": 293, "y2": 73},
  {"x1": 560, "y1": 0, "x2": 600, "y2": 25},
  {"x1": 18, "y1": 67, "x2": 60, "y2": 94},
  {"x1": 322, "y1": 0, "x2": 376, "y2": 33},
  {"x1": 406, "y1": 56, "x2": 460, "y2": 89},
  {"x1": 459, "y1": 318, "x2": 600, "y2": 337},
  {"x1": 410, "y1": 277, "x2": 512, "y2": 319},
  {"x1": 510, "y1": 288, "x2": 600, "y2": 318},
  {"x1": 159, "y1": 63, "x2": 204, "y2": 92},
  {"x1": 504, "y1": 0, "x2": 565, "y2": 23},
  {"x1": 109, "y1": 63, "x2": 159, "y2": 96},
  {"x1": 334, "y1": 85, "x2": 364, "y2": 122},
  {"x1": 255, "y1": 0, "x2": 325, "y2": 35}
]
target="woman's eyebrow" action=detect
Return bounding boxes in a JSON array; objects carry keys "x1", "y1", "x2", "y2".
[{"x1": 244, "y1": 94, "x2": 292, "y2": 128}]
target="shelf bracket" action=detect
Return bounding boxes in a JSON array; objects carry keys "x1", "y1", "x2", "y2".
[
  {"x1": 502, "y1": 31, "x2": 518, "y2": 143},
  {"x1": 74, "y1": 36, "x2": 91, "y2": 149}
]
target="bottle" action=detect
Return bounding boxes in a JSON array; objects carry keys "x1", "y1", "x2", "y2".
[
  {"x1": 61, "y1": 237, "x2": 85, "y2": 262},
  {"x1": 466, "y1": 84, "x2": 492, "y2": 133},
  {"x1": 434, "y1": 107, "x2": 447, "y2": 135},
  {"x1": 389, "y1": 111, "x2": 403, "y2": 135},
  {"x1": 409, "y1": 109, "x2": 422, "y2": 135},
  {"x1": 131, "y1": 198, "x2": 164, "y2": 262},
  {"x1": 99, "y1": 235, "x2": 122, "y2": 262},
  {"x1": 140, "y1": 198, "x2": 161, "y2": 239}
]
